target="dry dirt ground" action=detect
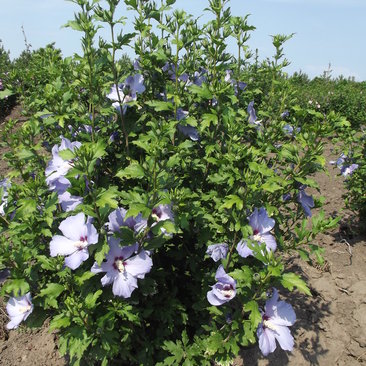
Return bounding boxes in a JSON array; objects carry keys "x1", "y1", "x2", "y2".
[{"x1": 0, "y1": 106, "x2": 365, "y2": 366}]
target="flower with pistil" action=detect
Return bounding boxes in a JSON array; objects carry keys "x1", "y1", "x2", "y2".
[
  {"x1": 257, "y1": 288, "x2": 296, "y2": 356},
  {"x1": 50, "y1": 213, "x2": 98, "y2": 270},
  {"x1": 237, "y1": 207, "x2": 277, "y2": 258},
  {"x1": 91, "y1": 237, "x2": 153, "y2": 298},
  {"x1": 6, "y1": 292, "x2": 34, "y2": 329},
  {"x1": 207, "y1": 265, "x2": 236, "y2": 306}
]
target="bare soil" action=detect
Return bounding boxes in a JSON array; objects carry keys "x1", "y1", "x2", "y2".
[{"x1": 0, "y1": 106, "x2": 365, "y2": 365}]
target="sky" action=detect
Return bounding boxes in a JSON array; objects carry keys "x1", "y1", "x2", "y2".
[{"x1": 0, "y1": 0, "x2": 365, "y2": 81}]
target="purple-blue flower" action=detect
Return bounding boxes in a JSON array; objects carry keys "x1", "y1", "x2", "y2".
[
  {"x1": 0, "y1": 178, "x2": 10, "y2": 216},
  {"x1": 176, "y1": 108, "x2": 199, "y2": 141},
  {"x1": 45, "y1": 137, "x2": 81, "y2": 194},
  {"x1": 283, "y1": 124, "x2": 300, "y2": 136},
  {"x1": 124, "y1": 74, "x2": 146, "y2": 96},
  {"x1": 177, "y1": 124, "x2": 200, "y2": 141},
  {"x1": 225, "y1": 70, "x2": 247, "y2": 95},
  {"x1": 58, "y1": 191, "x2": 83, "y2": 212},
  {"x1": 237, "y1": 207, "x2": 277, "y2": 258},
  {"x1": 257, "y1": 288, "x2": 296, "y2": 356},
  {"x1": 91, "y1": 238, "x2": 153, "y2": 298},
  {"x1": 282, "y1": 192, "x2": 292, "y2": 202},
  {"x1": 330, "y1": 154, "x2": 359, "y2": 177},
  {"x1": 207, "y1": 265, "x2": 236, "y2": 306},
  {"x1": 133, "y1": 58, "x2": 141, "y2": 71},
  {"x1": 50, "y1": 213, "x2": 98, "y2": 270},
  {"x1": 162, "y1": 62, "x2": 189, "y2": 82},
  {"x1": 206, "y1": 243, "x2": 229, "y2": 262},
  {"x1": 176, "y1": 108, "x2": 189, "y2": 122},
  {"x1": 151, "y1": 204, "x2": 174, "y2": 223},
  {"x1": 341, "y1": 163, "x2": 359, "y2": 176},
  {"x1": 280, "y1": 110, "x2": 289, "y2": 119},
  {"x1": 188, "y1": 68, "x2": 207, "y2": 86},
  {"x1": 107, "y1": 207, "x2": 137, "y2": 233},
  {"x1": 6, "y1": 292, "x2": 34, "y2": 329},
  {"x1": 248, "y1": 101, "x2": 260, "y2": 126},
  {"x1": 107, "y1": 74, "x2": 145, "y2": 113},
  {"x1": 297, "y1": 186, "x2": 314, "y2": 217},
  {"x1": 109, "y1": 131, "x2": 119, "y2": 143}
]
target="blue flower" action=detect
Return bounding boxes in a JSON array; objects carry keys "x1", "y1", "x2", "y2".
[
  {"x1": 50, "y1": 213, "x2": 98, "y2": 270},
  {"x1": 297, "y1": 186, "x2": 314, "y2": 217},
  {"x1": 6, "y1": 293, "x2": 34, "y2": 329},
  {"x1": 107, "y1": 74, "x2": 146, "y2": 113},
  {"x1": 207, "y1": 265, "x2": 236, "y2": 306},
  {"x1": 91, "y1": 238, "x2": 153, "y2": 298},
  {"x1": 280, "y1": 110, "x2": 289, "y2": 119},
  {"x1": 45, "y1": 136, "x2": 81, "y2": 194},
  {"x1": 247, "y1": 101, "x2": 260, "y2": 126},
  {"x1": 206, "y1": 243, "x2": 229, "y2": 262},
  {"x1": 237, "y1": 207, "x2": 277, "y2": 258},
  {"x1": 257, "y1": 288, "x2": 296, "y2": 356},
  {"x1": 330, "y1": 153, "x2": 359, "y2": 177},
  {"x1": 176, "y1": 108, "x2": 200, "y2": 141},
  {"x1": 0, "y1": 178, "x2": 10, "y2": 216}
]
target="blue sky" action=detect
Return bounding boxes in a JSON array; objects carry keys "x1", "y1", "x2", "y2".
[{"x1": 1, "y1": 0, "x2": 365, "y2": 80}]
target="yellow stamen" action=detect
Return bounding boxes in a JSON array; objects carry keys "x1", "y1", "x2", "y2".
[{"x1": 115, "y1": 259, "x2": 125, "y2": 272}]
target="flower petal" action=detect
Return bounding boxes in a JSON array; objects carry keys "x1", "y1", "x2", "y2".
[
  {"x1": 262, "y1": 233, "x2": 277, "y2": 252},
  {"x1": 112, "y1": 272, "x2": 138, "y2": 298},
  {"x1": 273, "y1": 324, "x2": 294, "y2": 352},
  {"x1": 257, "y1": 325, "x2": 277, "y2": 356},
  {"x1": 64, "y1": 249, "x2": 89, "y2": 270},
  {"x1": 271, "y1": 300, "x2": 296, "y2": 327},
  {"x1": 101, "y1": 272, "x2": 115, "y2": 287},
  {"x1": 126, "y1": 250, "x2": 153, "y2": 279},
  {"x1": 237, "y1": 240, "x2": 253, "y2": 258},
  {"x1": 50, "y1": 235, "x2": 78, "y2": 257},
  {"x1": 7, "y1": 314, "x2": 26, "y2": 329},
  {"x1": 86, "y1": 220, "x2": 98, "y2": 244},
  {"x1": 207, "y1": 289, "x2": 226, "y2": 306},
  {"x1": 59, "y1": 213, "x2": 86, "y2": 241}
]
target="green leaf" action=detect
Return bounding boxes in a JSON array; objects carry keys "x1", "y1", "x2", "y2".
[
  {"x1": 85, "y1": 290, "x2": 102, "y2": 309},
  {"x1": 281, "y1": 272, "x2": 311, "y2": 296},
  {"x1": 230, "y1": 266, "x2": 253, "y2": 288},
  {"x1": 37, "y1": 255, "x2": 56, "y2": 271},
  {"x1": 244, "y1": 300, "x2": 262, "y2": 329},
  {"x1": 189, "y1": 84, "x2": 213, "y2": 99},
  {"x1": 124, "y1": 0, "x2": 137, "y2": 9},
  {"x1": 58, "y1": 149, "x2": 75, "y2": 161},
  {"x1": 162, "y1": 340, "x2": 184, "y2": 365},
  {"x1": 116, "y1": 161, "x2": 145, "y2": 180},
  {"x1": 16, "y1": 198, "x2": 37, "y2": 216},
  {"x1": 96, "y1": 187, "x2": 119, "y2": 209},
  {"x1": 49, "y1": 314, "x2": 71, "y2": 331},
  {"x1": 146, "y1": 100, "x2": 174, "y2": 111},
  {"x1": 95, "y1": 240, "x2": 110, "y2": 265},
  {"x1": 220, "y1": 195, "x2": 243, "y2": 210},
  {"x1": 248, "y1": 161, "x2": 273, "y2": 176},
  {"x1": 0, "y1": 89, "x2": 14, "y2": 99},
  {"x1": 261, "y1": 180, "x2": 283, "y2": 193},
  {"x1": 39, "y1": 283, "x2": 65, "y2": 299},
  {"x1": 74, "y1": 271, "x2": 95, "y2": 286},
  {"x1": 63, "y1": 20, "x2": 83, "y2": 31},
  {"x1": 2, "y1": 279, "x2": 30, "y2": 296},
  {"x1": 201, "y1": 113, "x2": 218, "y2": 129}
]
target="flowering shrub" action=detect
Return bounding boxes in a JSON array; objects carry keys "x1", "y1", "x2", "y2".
[
  {"x1": 0, "y1": 40, "x2": 16, "y2": 118},
  {"x1": 290, "y1": 71, "x2": 366, "y2": 129},
  {"x1": 0, "y1": 0, "x2": 340, "y2": 365},
  {"x1": 336, "y1": 130, "x2": 366, "y2": 222}
]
